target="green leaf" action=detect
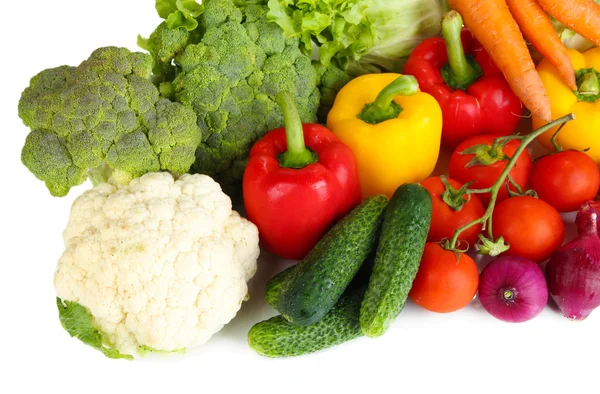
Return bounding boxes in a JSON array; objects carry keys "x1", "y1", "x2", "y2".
[
  {"x1": 165, "y1": 10, "x2": 199, "y2": 31},
  {"x1": 156, "y1": 0, "x2": 178, "y2": 19},
  {"x1": 155, "y1": 0, "x2": 203, "y2": 31},
  {"x1": 176, "y1": 0, "x2": 204, "y2": 18},
  {"x1": 137, "y1": 35, "x2": 150, "y2": 51},
  {"x1": 137, "y1": 345, "x2": 186, "y2": 357},
  {"x1": 57, "y1": 298, "x2": 133, "y2": 360},
  {"x1": 267, "y1": 0, "x2": 298, "y2": 38}
]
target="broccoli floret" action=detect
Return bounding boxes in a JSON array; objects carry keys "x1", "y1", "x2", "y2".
[
  {"x1": 18, "y1": 47, "x2": 202, "y2": 197},
  {"x1": 143, "y1": 0, "x2": 320, "y2": 186},
  {"x1": 313, "y1": 61, "x2": 351, "y2": 123},
  {"x1": 138, "y1": 22, "x2": 195, "y2": 80}
]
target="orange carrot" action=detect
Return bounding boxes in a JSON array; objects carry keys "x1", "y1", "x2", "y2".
[
  {"x1": 506, "y1": 0, "x2": 577, "y2": 91},
  {"x1": 448, "y1": 0, "x2": 552, "y2": 122},
  {"x1": 538, "y1": 0, "x2": 600, "y2": 48}
]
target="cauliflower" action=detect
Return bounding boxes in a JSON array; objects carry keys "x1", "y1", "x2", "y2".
[
  {"x1": 54, "y1": 172, "x2": 259, "y2": 358},
  {"x1": 18, "y1": 47, "x2": 202, "y2": 197}
]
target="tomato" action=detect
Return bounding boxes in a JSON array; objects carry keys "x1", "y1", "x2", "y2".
[
  {"x1": 492, "y1": 196, "x2": 565, "y2": 262},
  {"x1": 420, "y1": 176, "x2": 485, "y2": 246},
  {"x1": 449, "y1": 134, "x2": 532, "y2": 206},
  {"x1": 529, "y1": 150, "x2": 600, "y2": 213},
  {"x1": 409, "y1": 243, "x2": 479, "y2": 313}
]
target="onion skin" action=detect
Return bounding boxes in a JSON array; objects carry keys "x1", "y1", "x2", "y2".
[
  {"x1": 546, "y1": 211, "x2": 600, "y2": 321},
  {"x1": 478, "y1": 256, "x2": 548, "y2": 323},
  {"x1": 576, "y1": 200, "x2": 600, "y2": 237}
]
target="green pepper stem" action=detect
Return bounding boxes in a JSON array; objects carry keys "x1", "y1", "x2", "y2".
[
  {"x1": 276, "y1": 91, "x2": 318, "y2": 169},
  {"x1": 441, "y1": 11, "x2": 482, "y2": 90},
  {"x1": 447, "y1": 113, "x2": 576, "y2": 250},
  {"x1": 579, "y1": 71, "x2": 599, "y2": 96},
  {"x1": 357, "y1": 75, "x2": 419, "y2": 124}
]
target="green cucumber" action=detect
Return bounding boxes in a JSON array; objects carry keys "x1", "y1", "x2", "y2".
[
  {"x1": 360, "y1": 183, "x2": 432, "y2": 338},
  {"x1": 265, "y1": 253, "x2": 374, "y2": 309},
  {"x1": 277, "y1": 195, "x2": 388, "y2": 326},
  {"x1": 265, "y1": 266, "x2": 294, "y2": 308},
  {"x1": 249, "y1": 288, "x2": 365, "y2": 358}
]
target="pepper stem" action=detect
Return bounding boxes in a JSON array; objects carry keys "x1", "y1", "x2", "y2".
[
  {"x1": 440, "y1": 11, "x2": 482, "y2": 90},
  {"x1": 276, "y1": 91, "x2": 318, "y2": 169},
  {"x1": 357, "y1": 75, "x2": 419, "y2": 124},
  {"x1": 574, "y1": 68, "x2": 600, "y2": 103}
]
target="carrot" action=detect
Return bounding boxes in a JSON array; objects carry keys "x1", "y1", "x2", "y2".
[
  {"x1": 506, "y1": 0, "x2": 577, "y2": 91},
  {"x1": 538, "y1": 0, "x2": 600, "y2": 48},
  {"x1": 448, "y1": 0, "x2": 552, "y2": 122}
]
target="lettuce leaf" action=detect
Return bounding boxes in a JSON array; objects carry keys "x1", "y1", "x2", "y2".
[
  {"x1": 155, "y1": 0, "x2": 205, "y2": 31},
  {"x1": 267, "y1": 0, "x2": 447, "y2": 74}
]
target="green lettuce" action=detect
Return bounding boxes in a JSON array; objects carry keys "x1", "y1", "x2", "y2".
[{"x1": 267, "y1": 0, "x2": 448, "y2": 75}]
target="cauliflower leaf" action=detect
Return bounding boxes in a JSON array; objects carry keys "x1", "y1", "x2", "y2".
[{"x1": 57, "y1": 298, "x2": 133, "y2": 360}]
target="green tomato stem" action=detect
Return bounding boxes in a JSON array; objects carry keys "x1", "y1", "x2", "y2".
[
  {"x1": 447, "y1": 113, "x2": 576, "y2": 250},
  {"x1": 276, "y1": 91, "x2": 318, "y2": 169},
  {"x1": 357, "y1": 75, "x2": 419, "y2": 124},
  {"x1": 440, "y1": 11, "x2": 482, "y2": 90}
]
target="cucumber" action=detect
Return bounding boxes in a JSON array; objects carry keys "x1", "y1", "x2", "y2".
[
  {"x1": 266, "y1": 253, "x2": 374, "y2": 309},
  {"x1": 360, "y1": 183, "x2": 432, "y2": 338},
  {"x1": 248, "y1": 288, "x2": 365, "y2": 358},
  {"x1": 265, "y1": 266, "x2": 294, "y2": 308},
  {"x1": 277, "y1": 195, "x2": 388, "y2": 326}
]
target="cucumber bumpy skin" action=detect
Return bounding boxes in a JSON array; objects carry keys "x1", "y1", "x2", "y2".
[
  {"x1": 276, "y1": 195, "x2": 389, "y2": 326},
  {"x1": 360, "y1": 184, "x2": 432, "y2": 338},
  {"x1": 248, "y1": 288, "x2": 365, "y2": 358}
]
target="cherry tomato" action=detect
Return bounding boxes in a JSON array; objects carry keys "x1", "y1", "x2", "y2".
[
  {"x1": 409, "y1": 243, "x2": 479, "y2": 313},
  {"x1": 529, "y1": 150, "x2": 600, "y2": 213},
  {"x1": 449, "y1": 134, "x2": 532, "y2": 206},
  {"x1": 492, "y1": 196, "x2": 565, "y2": 262},
  {"x1": 420, "y1": 177, "x2": 485, "y2": 246}
]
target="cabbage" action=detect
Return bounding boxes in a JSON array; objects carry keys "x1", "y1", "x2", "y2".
[{"x1": 266, "y1": 0, "x2": 449, "y2": 75}]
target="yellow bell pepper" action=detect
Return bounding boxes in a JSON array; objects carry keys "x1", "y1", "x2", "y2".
[
  {"x1": 327, "y1": 73, "x2": 442, "y2": 198},
  {"x1": 534, "y1": 48, "x2": 600, "y2": 162}
]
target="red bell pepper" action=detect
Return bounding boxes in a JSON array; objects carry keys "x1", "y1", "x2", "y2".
[
  {"x1": 403, "y1": 11, "x2": 523, "y2": 148},
  {"x1": 243, "y1": 91, "x2": 361, "y2": 260}
]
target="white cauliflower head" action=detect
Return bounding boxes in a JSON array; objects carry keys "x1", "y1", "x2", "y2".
[{"x1": 54, "y1": 172, "x2": 259, "y2": 357}]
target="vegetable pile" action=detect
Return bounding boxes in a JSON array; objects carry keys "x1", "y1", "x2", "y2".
[{"x1": 17, "y1": 0, "x2": 600, "y2": 360}]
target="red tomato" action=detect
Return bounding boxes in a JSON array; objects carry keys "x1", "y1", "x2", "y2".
[
  {"x1": 449, "y1": 134, "x2": 532, "y2": 206},
  {"x1": 529, "y1": 150, "x2": 600, "y2": 213},
  {"x1": 492, "y1": 196, "x2": 565, "y2": 262},
  {"x1": 420, "y1": 177, "x2": 485, "y2": 246},
  {"x1": 409, "y1": 243, "x2": 479, "y2": 313}
]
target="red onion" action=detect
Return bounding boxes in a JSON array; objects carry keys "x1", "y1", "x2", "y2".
[
  {"x1": 547, "y1": 208, "x2": 600, "y2": 321},
  {"x1": 576, "y1": 200, "x2": 600, "y2": 236},
  {"x1": 478, "y1": 256, "x2": 548, "y2": 323}
]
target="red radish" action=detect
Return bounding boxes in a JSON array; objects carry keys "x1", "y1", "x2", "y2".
[
  {"x1": 547, "y1": 207, "x2": 600, "y2": 321},
  {"x1": 478, "y1": 256, "x2": 548, "y2": 323}
]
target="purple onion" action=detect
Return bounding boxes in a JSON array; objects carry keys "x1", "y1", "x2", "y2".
[
  {"x1": 576, "y1": 200, "x2": 600, "y2": 237},
  {"x1": 478, "y1": 256, "x2": 548, "y2": 323},
  {"x1": 547, "y1": 208, "x2": 600, "y2": 321}
]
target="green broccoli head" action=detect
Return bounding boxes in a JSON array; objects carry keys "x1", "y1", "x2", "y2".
[
  {"x1": 138, "y1": 22, "x2": 194, "y2": 80},
  {"x1": 143, "y1": 0, "x2": 321, "y2": 186},
  {"x1": 18, "y1": 47, "x2": 202, "y2": 197}
]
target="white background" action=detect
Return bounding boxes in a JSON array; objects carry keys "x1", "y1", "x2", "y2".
[{"x1": 2, "y1": 1, "x2": 598, "y2": 393}]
